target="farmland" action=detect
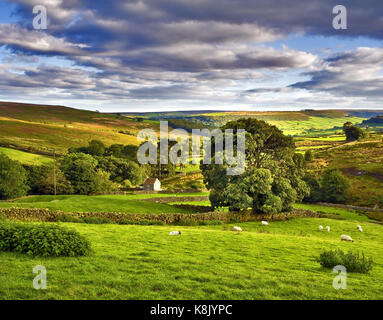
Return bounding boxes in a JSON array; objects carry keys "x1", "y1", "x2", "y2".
[
  {"x1": 0, "y1": 147, "x2": 53, "y2": 166},
  {"x1": 1, "y1": 209, "x2": 382, "y2": 299},
  {"x1": 0, "y1": 193, "x2": 209, "y2": 214}
]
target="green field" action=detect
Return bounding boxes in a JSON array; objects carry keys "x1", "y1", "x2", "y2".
[
  {"x1": 0, "y1": 193, "x2": 208, "y2": 214},
  {"x1": 0, "y1": 147, "x2": 53, "y2": 166},
  {"x1": 1, "y1": 210, "x2": 382, "y2": 299}
]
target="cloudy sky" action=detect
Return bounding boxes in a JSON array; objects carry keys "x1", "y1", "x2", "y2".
[{"x1": 0, "y1": 0, "x2": 383, "y2": 112}]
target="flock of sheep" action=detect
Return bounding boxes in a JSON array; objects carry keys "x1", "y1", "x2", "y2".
[
  {"x1": 317, "y1": 224, "x2": 363, "y2": 242},
  {"x1": 169, "y1": 221, "x2": 364, "y2": 242}
]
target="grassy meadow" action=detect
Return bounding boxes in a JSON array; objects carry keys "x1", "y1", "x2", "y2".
[
  {"x1": 1, "y1": 213, "x2": 382, "y2": 300},
  {"x1": 0, "y1": 147, "x2": 53, "y2": 166},
  {"x1": 0, "y1": 193, "x2": 208, "y2": 214}
]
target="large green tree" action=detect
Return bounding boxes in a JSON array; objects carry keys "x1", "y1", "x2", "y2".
[
  {"x1": 25, "y1": 164, "x2": 73, "y2": 195},
  {"x1": 0, "y1": 153, "x2": 29, "y2": 199},
  {"x1": 321, "y1": 168, "x2": 349, "y2": 204},
  {"x1": 60, "y1": 153, "x2": 100, "y2": 195},
  {"x1": 201, "y1": 118, "x2": 309, "y2": 213},
  {"x1": 343, "y1": 122, "x2": 365, "y2": 141}
]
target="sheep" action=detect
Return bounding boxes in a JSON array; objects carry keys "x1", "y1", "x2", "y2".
[
  {"x1": 326, "y1": 226, "x2": 331, "y2": 232},
  {"x1": 357, "y1": 225, "x2": 363, "y2": 232},
  {"x1": 341, "y1": 234, "x2": 354, "y2": 242},
  {"x1": 169, "y1": 231, "x2": 182, "y2": 236},
  {"x1": 261, "y1": 221, "x2": 269, "y2": 226},
  {"x1": 318, "y1": 225, "x2": 323, "y2": 231},
  {"x1": 232, "y1": 226, "x2": 243, "y2": 232}
]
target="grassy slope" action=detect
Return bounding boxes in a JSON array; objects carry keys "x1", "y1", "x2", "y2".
[
  {"x1": 1, "y1": 213, "x2": 382, "y2": 299},
  {"x1": 0, "y1": 147, "x2": 53, "y2": 165},
  {"x1": 0, "y1": 102, "x2": 159, "y2": 154},
  {"x1": 309, "y1": 135, "x2": 383, "y2": 207},
  {"x1": 0, "y1": 193, "x2": 208, "y2": 214}
]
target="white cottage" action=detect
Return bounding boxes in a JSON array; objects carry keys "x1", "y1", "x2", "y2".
[{"x1": 143, "y1": 178, "x2": 162, "y2": 191}]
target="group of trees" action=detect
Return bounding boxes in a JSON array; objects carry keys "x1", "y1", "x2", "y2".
[
  {"x1": 343, "y1": 122, "x2": 366, "y2": 141},
  {"x1": 201, "y1": 119, "x2": 311, "y2": 213},
  {"x1": 201, "y1": 118, "x2": 350, "y2": 213},
  {"x1": 303, "y1": 169, "x2": 350, "y2": 204},
  {"x1": 0, "y1": 140, "x2": 145, "y2": 200},
  {"x1": 68, "y1": 140, "x2": 138, "y2": 161}
]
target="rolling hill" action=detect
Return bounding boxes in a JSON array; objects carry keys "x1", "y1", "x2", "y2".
[
  {"x1": 0, "y1": 101, "x2": 158, "y2": 155},
  {"x1": 122, "y1": 109, "x2": 383, "y2": 136}
]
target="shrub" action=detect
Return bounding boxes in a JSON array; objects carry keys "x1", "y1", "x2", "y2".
[
  {"x1": 316, "y1": 249, "x2": 374, "y2": 273},
  {"x1": 55, "y1": 214, "x2": 82, "y2": 223},
  {"x1": 199, "y1": 220, "x2": 223, "y2": 226},
  {"x1": 0, "y1": 222, "x2": 92, "y2": 257},
  {"x1": 174, "y1": 218, "x2": 199, "y2": 226},
  {"x1": 119, "y1": 219, "x2": 165, "y2": 226},
  {"x1": 304, "y1": 150, "x2": 313, "y2": 162},
  {"x1": 81, "y1": 217, "x2": 113, "y2": 224}
]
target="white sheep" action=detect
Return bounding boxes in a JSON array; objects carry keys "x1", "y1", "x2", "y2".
[
  {"x1": 318, "y1": 225, "x2": 323, "y2": 231},
  {"x1": 326, "y1": 226, "x2": 330, "y2": 232},
  {"x1": 232, "y1": 226, "x2": 243, "y2": 232},
  {"x1": 341, "y1": 234, "x2": 354, "y2": 242},
  {"x1": 169, "y1": 231, "x2": 182, "y2": 236},
  {"x1": 261, "y1": 221, "x2": 269, "y2": 226},
  {"x1": 357, "y1": 225, "x2": 363, "y2": 232}
]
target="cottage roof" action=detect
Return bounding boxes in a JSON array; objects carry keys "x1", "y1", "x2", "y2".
[{"x1": 143, "y1": 178, "x2": 159, "y2": 185}]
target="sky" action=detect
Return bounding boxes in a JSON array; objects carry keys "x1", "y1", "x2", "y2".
[{"x1": 0, "y1": 0, "x2": 383, "y2": 112}]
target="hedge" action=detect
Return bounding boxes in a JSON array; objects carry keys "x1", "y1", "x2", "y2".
[
  {"x1": 0, "y1": 222, "x2": 92, "y2": 257},
  {"x1": 0, "y1": 207, "x2": 320, "y2": 225}
]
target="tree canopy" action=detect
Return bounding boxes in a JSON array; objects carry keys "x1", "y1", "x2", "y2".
[
  {"x1": 201, "y1": 118, "x2": 309, "y2": 213},
  {"x1": 0, "y1": 153, "x2": 29, "y2": 199}
]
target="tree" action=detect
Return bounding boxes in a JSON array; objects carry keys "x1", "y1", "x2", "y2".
[
  {"x1": 343, "y1": 122, "x2": 365, "y2": 141},
  {"x1": 37, "y1": 165, "x2": 73, "y2": 195},
  {"x1": 86, "y1": 140, "x2": 106, "y2": 156},
  {"x1": 60, "y1": 153, "x2": 99, "y2": 195},
  {"x1": 304, "y1": 150, "x2": 313, "y2": 162},
  {"x1": 0, "y1": 153, "x2": 29, "y2": 199},
  {"x1": 321, "y1": 169, "x2": 349, "y2": 204},
  {"x1": 302, "y1": 174, "x2": 322, "y2": 203},
  {"x1": 95, "y1": 156, "x2": 144, "y2": 185},
  {"x1": 68, "y1": 140, "x2": 106, "y2": 156},
  {"x1": 94, "y1": 169, "x2": 118, "y2": 193},
  {"x1": 201, "y1": 118, "x2": 309, "y2": 214}
]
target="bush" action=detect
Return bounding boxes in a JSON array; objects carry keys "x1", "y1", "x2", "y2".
[
  {"x1": 81, "y1": 217, "x2": 113, "y2": 224},
  {"x1": 55, "y1": 214, "x2": 82, "y2": 223},
  {"x1": 198, "y1": 220, "x2": 223, "y2": 226},
  {"x1": 0, "y1": 222, "x2": 92, "y2": 257},
  {"x1": 119, "y1": 219, "x2": 165, "y2": 226},
  {"x1": 174, "y1": 218, "x2": 199, "y2": 226},
  {"x1": 316, "y1": 249, "x2": 374, "y2": 273}
]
